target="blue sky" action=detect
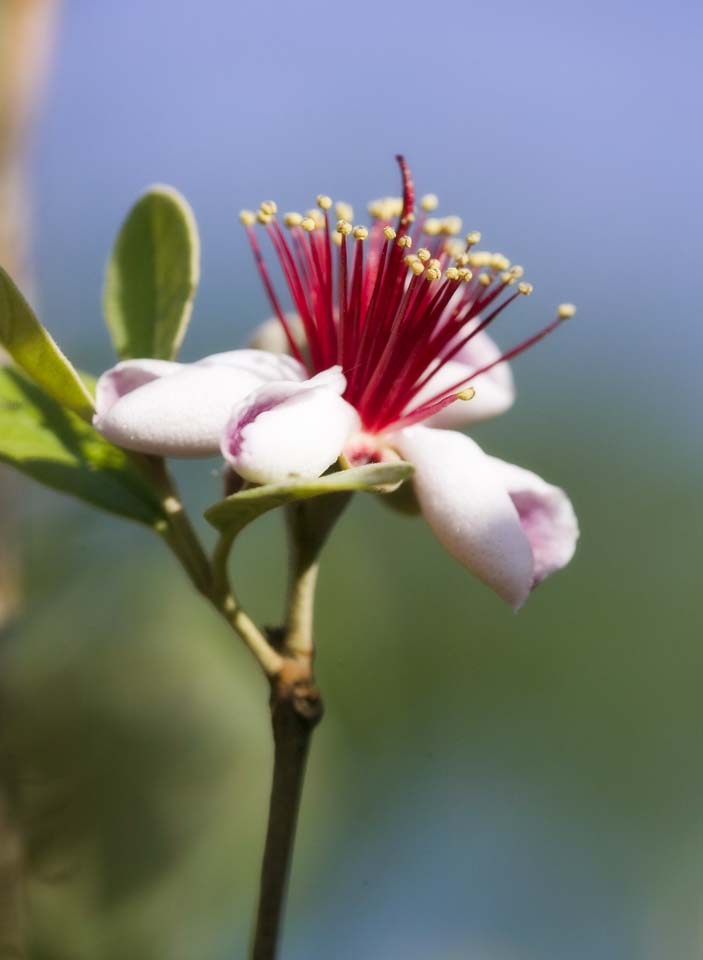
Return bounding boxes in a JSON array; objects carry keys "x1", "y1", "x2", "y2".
[{"x1": 31, "y1": 0, "x2": 702, "y2": 453}]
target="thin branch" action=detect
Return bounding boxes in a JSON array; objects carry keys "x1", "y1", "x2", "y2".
[
  {"x1": 250, "y1": 493, "x2": 351, "y2": 959},
  {"x1": 250, "y1": 664, "x2": 322, "y2": 960}
]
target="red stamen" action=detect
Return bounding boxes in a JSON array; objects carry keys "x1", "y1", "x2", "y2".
[
  {"x1": 242, "y1": 160, "x2": 572, "y2": 435},
  {"x1": 244, "y1": 224, "x2": 306, "y2": 368}
]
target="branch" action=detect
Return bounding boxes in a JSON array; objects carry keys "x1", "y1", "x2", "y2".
[
  {"x1": 250, "y1": 493, "x2": 351, "y2": 959},
  {"x1": 250, "y1": 662, "x2": 322, "y2": 960}
]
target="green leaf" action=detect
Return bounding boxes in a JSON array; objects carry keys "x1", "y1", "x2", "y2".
[
  {"x1": 0, "y1": 266, "x2": 95, "y2": 420},
  {"x1": 0, "y1": 367, "x2": 166, "y2": 526},
  {"x1": 205, "y1": 461, "x2": 414, "y2": 535},
  {"x1": 104, "y1": 185, "x2": 200, "y2": 361}
]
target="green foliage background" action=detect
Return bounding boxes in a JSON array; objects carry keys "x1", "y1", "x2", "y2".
[{"x1": 1, "y1": 329, "x2": 698, "y2": 959}]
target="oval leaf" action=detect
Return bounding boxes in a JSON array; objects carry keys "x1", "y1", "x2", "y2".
[
  {"x1": 0, "y1": 367, "x2": 165, "y2": 526},
  {"x1": 0, "y1": 266, "x2": 95, "y2": 420},
  {"x1": 104, "y1": 185, "x2": 200, "y2": 361},
  {"x1": 205, "y1": 461, "x2": 414, "y2": 536}
]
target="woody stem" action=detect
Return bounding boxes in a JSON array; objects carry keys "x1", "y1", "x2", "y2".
[{"x1": 250, "y1": 493, "x2": 351, "y2": 960}]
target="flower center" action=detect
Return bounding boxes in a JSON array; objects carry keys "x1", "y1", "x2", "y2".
[{"x1": 241, "y1": 157, "x2": 576, "y2": 434}]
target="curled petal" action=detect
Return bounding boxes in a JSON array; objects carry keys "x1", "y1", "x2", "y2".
[
  {"x1": 394, "y1": 426, "x2": 534, "y2": 609},
  {"x1": 418, "y1": 329, "x2": 515, "y2": 429},
  {"x1": 487, "y1": 457, "x2": 579, "y2": 586},
  {"x1": 95, "y1": 359, "x2": 183, "y2": 416},
  {"x1": 195, "y1": 348, "x2": 305, "y2": 382},
  {"x1": 93, "y1": 348, "x2": 307, "y2": 457},
  {"x1": 94, "y1": 364, "x2": 269, "y2": 457},
  {"x1": 222, "y1": 368, "x2": 360, "y2": 484}
]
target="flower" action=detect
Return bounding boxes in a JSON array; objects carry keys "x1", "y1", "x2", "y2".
[{"x1": 94, "y1": 157, "x2": 578, "y2": 608}]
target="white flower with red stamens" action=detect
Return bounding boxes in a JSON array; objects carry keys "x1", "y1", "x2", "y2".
[{"x1": 94, "y1": 157, "x2": 578, "y2": 609}]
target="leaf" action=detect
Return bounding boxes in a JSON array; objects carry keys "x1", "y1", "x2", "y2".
[
  {"x1": 0, "y1": 266, "x2": 95, "y2": 420},
  {"x1": 204, "y1": 461, "x2": 414, "y2": 535},
  {"x1": 103, "y1": 185, "x2": 200, "y2": 361},
  {"x1": 0, "y1": 367, "x2": 166, "y2": 526}
]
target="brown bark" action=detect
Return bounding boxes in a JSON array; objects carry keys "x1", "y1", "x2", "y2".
[{"x1": 250, "y1": 660, "x2": 323, "y2": 960}]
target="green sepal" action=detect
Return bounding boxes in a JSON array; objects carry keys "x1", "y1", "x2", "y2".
[
  {"x1": 0, "y1": 366, "x2": 166, "y2": 527},
  {"x1": 204, "y1": 461, "x2": 414, "y2": 536},
  {"x1": 103, "y1": 185, "x2": 200, "y2": 361},
  {"x1": 0, "y1": 266, "x2": 95, "y2": 420}
]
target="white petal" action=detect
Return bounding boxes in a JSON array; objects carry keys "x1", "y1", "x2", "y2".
[
  {"x1": 418, "y1": 329, "x2": 515, "y2": 429},
  {"x1": 487, "y1": 457, "x2": 579, "y2": 585},
  {"x1": 195, "y1": 348, "x2": 306, "y2": 382},
  {"x1": 248, "y1": 314, "x2": 306, "y2": 354},
  {"x1": 95, "y1": 359, "x2": 183, "y2": 417},
  {"x1": 222, "y1": 372, "x2": 360, "y2": 484},
  {"x1": 94, "y1": 364, "x2": 268, "y2": 457},
  {"x1": 394, "y1": 426, "x2": 534, "y2": 609}
]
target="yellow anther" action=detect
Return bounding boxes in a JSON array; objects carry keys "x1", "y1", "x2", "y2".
[
  {"x1": 300, "y1": 216, "x2": 317, "y2": 232},
  {"x1": 336, "y1": 219, "x2": 353, "y2": 236},
  {"x1": 305, "y1": 209, "x2": 325, "y2": 227},
  {"x1": 409, "y1": 260, "x2": 425, "y2": 277},
  {"x1": 457, "y1": 387, "x2": 476, "y2": 401},
  {"x1": 428, "y1": 258, "x2": 441, "y2": 271},
  {"x1": 353, "y1": 225, "x2": 369, "y2": 240},
  {"x1": 468, "y1": 251, "x2": 493, "y2": 268},
  {"x1": 260, "y1": 200, "x2": 277, "y2": 216},
  {"x1": 368, "y1": 196, "x2": 403, "y2": 221},
  {"x1": 457, "y1": 268, "x2": 473, "y2": 282},
  {"x1": 455, "y1": 253, "x2": 470, "y2": 267},
  {"x1": 445, "y1": 267, "x2": 461, "y2": 281},
  {"x1": 336, "y1": 201, "x2": 354, "y2": 221},
  {"x1": 557, "y1": 302, "x2": 576, "y2": 318},
  {"x1": 425, "y1": 266, "x2": 441, "y2": 281},
  {"x1": 518, "y1": 282, "x2": 534, "y2": 296},
  {"x1": 441, "y1": 216, "x2": 463, "y2": 236},
  {"x1": 500, "y1": 271, "x2": 515, "y2": 285},
  {"x1": 397, "y1": 235, "x2": 412, "y2": 249},
  {"x1": 332, "y1": 232, "x2": 342, "y2": 247},
  {"x1": 284, "y1": 212, "x2": 303, "y2": 227},
  {"x1": 510, "y1": 265, "x2": 525, "y2": 279},
  {"x1": 423, "y1": 218, "x2": 442, "y2": 236},
  {"x1": 383, "y1": 225, "x2": 397, "y2": 240},
  {"x1": 316, "y1": 194, "x2": 333, "y2": 210},
  {"x1": 257, "y1": 210, "x2": 274, "y2": 225},
  {"x1": 404, "y1": 254, "x2": 419, "y2": 265},
  {"x1": 444, "y1": 240, "x2": 465, "y2": 259},
  {"x1": 491, "y1": 253, "x2": 511, "y2": 271},
  {"x1": 239, "y1": 210, "x2": 256, "y2": 226},
  {"x1": 417, "y1": 247, "x2": 431, "y2": 262},
  {"x1": 465, "y1": 231, "x2": 482, "y2": 247},
  {"x1": 478, "y1": 273, "x2": 492, "y2": 287},
  {"x1": 420, "y1": 193, "x2": 439, "y2": 212}
]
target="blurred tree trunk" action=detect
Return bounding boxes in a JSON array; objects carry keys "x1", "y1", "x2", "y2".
[
  {"x1": 0, "y1": 0, "x2": 58, "y2": 628},
  {"x1": 0, "y1": 0, "x2": 60, "y2": 953}
]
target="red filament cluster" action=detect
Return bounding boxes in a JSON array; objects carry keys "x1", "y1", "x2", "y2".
[{"x1": 242, "y1": 156, "x2": 574, "y2": 433}]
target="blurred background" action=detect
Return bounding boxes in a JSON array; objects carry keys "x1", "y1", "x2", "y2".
[{"x1": 0, "y1": 1, "x2": 701, "y2": 957}]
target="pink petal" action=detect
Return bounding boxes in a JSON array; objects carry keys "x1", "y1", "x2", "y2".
[
  {"x1": 93, "y1": 349, "x2": 307, "y2": 458},
  {"x1": 222, "y1": 368, "x2": 360, "y2": 484},
  {"x1": 94, "y1": 363, "x2": 268, "y2": 456},
  {"x1": 95, "y1": 359, "x2": 183, "y2": 416},
  {"x1": 418, "y1": 328, "x2": 515, "y2": 429},
  {"x1": 195, "y1": 348, "x2": 305, "y2": 381},
  {"x1": 487, "y1": 457, "x2": 579, "y2": 586},
  {"x1": 394, "y1": 426, "x2": 534, "y2": 609},
  {"x1": 248, "y1": 314, "x2": 306, "y2": 354}
]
